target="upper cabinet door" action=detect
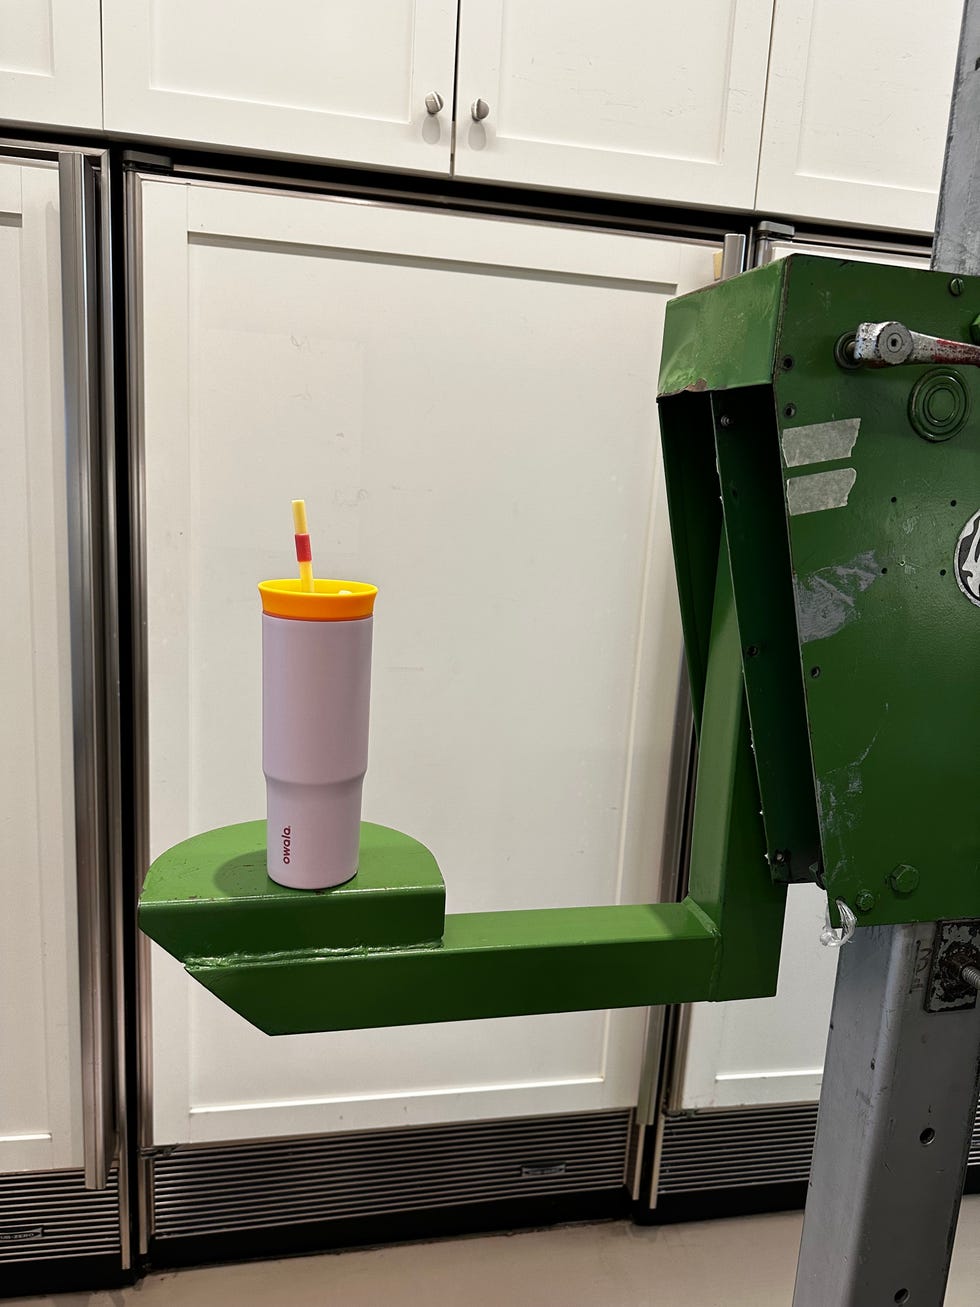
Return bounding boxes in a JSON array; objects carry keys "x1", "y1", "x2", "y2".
[
  {"x1": 101, "y1": 0, "x2": 457, "y2": 173},
  {"x1": 756, "y1": 0, "x2": 961, "y2": 233},
  {"x1": 0, "y1": 0, "x2": 102, "y2": 128},
  {"x1": 453, "y1": 0, "x2": 775, "y2": 208}
]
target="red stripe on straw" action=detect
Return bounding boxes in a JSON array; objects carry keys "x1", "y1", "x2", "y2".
[{"x1": 294, "y1": 533, "x2": 312, "y2": 563}]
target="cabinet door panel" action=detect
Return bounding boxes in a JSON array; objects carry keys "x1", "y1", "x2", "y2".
[
  {"x1": 677, "y1": 886, "x2": 835, "y2": 1109},
  {"x1": 103, "y1": 0, "x2": 456, "y2": 173},
  {"x1": 454, "y1": 0, "x2": 775, "y2": 208},
  {"x1": 756, "y1": 0, "x2": 960, "y2": 232},
  {"x1": 0, "y1": 0, "x2": 101, "y2": 128},
  {"x1": 138, "y1": 177, "x2": 717, "y2": 1143},
  {"x1": 0, "y1": 159, "x2": 82, "y2": 1172}
]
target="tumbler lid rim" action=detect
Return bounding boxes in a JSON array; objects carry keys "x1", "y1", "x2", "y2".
[{"x1": 258, "y1": 578, "x2": 377, "y2": 621}]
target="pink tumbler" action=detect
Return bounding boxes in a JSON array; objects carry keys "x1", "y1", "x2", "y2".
[{"x1": 258, "y1": 578, "x2": 378, "y2": 889}]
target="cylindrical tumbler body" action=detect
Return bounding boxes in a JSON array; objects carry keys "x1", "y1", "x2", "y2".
[{"x1": 259, "y1": 580, "x2": 376, "y2": 889}]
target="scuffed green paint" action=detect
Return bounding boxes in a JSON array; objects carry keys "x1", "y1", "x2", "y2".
[
  {"x1": 658, "y1": 259, "x2": 784, "y2": 397},
  {"x1": 773, "y1": 255, "x2": 980, "y2": 925}
]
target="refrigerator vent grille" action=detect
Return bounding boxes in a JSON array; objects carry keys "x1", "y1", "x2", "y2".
[
  {"x1": 659, "y1": 1101, "x2": 980, "y2": 1195},
  {"x1": 659, "y1": 1104, "x2": 820, "y2": 1194},
  {"x1": 151, "y1": 1110, "x2": 631, "y2": 1238},
  {"x1": 0, "y1": 1168, "x2": 120, "y2": 1263},
  {"x1": 661, "y1": 1103, "x2": 980, "y2": 1197}
]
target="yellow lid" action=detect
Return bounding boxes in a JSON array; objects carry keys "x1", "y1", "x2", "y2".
[{"x1": 258, "y1": 578, "x2": 378, "y2": 621}]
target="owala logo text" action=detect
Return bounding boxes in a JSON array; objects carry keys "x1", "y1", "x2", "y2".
[
  {"x1": 282, "y1": 826, "x2": 291, "y2": 865},
  {"x1": 956, "y1": 509, "x2": 980, "y2": 609}
]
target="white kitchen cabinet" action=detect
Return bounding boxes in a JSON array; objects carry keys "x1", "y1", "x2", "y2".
[
  {"x1": 97, "y1": 0, "x2": 962, "y2": 227},
  {"x1": 756, "y1": 0, "x2": 961, "y2": 233},
  {"x1": 102, "y1": 0, "x2": 457, "y2": 173},
  {"x1": 0, "y1": 157, "x2": 83, "y2": 1173},
  {"x1": 453, "y1": 0, "x2": 776, "y2": 208},
  {"x1": 0, "y1": 0, "x2": 102, "y2": 129},
  {"x1": 134, "y1": 173, "x2": 719, "y2": 1144}
]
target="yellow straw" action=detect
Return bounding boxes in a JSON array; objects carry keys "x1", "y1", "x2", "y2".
[{"x1": 291, "y1": 499, "x2": 315, "y2": 592}]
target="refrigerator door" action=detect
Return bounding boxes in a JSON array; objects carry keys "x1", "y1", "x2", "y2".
[
  {"x1": 0, "y1": 145, "x2": 125, "y2": 1276},
  {"x1": 131, "y1": 174, "x2": 717, "y2": 1161},
  {"x1": 0, "y1": 154, "x2": 82, "y2": 1177}
]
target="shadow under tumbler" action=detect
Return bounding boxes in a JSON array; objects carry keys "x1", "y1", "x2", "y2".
[{"x1": 258, "y1": 578, "x2": 378, "y2": 889}]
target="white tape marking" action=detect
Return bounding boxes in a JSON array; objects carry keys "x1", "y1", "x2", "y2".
[
  {"x1": 787, "y1": 468, "x2": 858, "y2": 516},
  {"x1": 781, "y1": 418, "x2": 861, "y2": 468}
]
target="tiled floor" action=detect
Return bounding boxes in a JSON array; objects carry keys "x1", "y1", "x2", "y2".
[{"x1": 10, "y1": 1196, "x2": 980, "y2": 1306}]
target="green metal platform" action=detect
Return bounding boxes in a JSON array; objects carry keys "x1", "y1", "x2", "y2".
[{"x1": 139, "y1": 821, "x2": 446, "y2": 958}]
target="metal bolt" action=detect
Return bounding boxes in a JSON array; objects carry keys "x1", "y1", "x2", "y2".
[
  {"x1": 719, "y1": 414, "x2": 733, "y2": 428},
  {"x1": 889, "y1": 864, "x2": 920, "y2": 895},
  {"x1": 855, "y1": 891, "x2": 876, "y2": 913},
  {"x1": 949, "y1": 277, "x2": 965, "y2": 296},
  {"x1": 834, "y1": 333, "x2": 860, "y2": 369},
  {"x1": 962, "y1": 965, "x2": 980, "y2": 992}
]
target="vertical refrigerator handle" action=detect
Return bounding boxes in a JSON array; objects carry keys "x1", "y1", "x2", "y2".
[{"x1": 58, "y1": 152, "x2": 116, "y2": 1191}]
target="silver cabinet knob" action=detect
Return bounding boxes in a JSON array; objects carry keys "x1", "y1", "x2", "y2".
[
  {"x1": 471, "y1": 98, "x2": 490, "y2": 122},
  {"x1": 424, "y1": 91, "x2": 444, "y2": 116}
]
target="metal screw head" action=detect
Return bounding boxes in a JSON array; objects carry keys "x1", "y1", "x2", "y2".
[
  {"x1": 950, "y1": 277, "x2": 965, "y2": 296},
  {"x1": 719, "y1": 414, "x2": 733, "y2": 428},
  {"x1": 855, "y1": 890, "x2": 876, "y2": 913},
  {"x1": 471, "y1": 98, "x2": 490, "y2": 122},
  {"x1": 424, "y1": 91, "x2": 444, "y2": 116},
  {"x1": 890, "y1": 864, "x2": 920, "y2": 894}
]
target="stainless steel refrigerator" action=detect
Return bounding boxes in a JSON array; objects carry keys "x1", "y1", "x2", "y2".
[{"x1": 0, "y1": 140, "x2": 129, "y2": 1292}]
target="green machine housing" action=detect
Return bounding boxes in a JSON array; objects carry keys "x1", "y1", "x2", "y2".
[
  {"x1": 139, "y1": 254, "x2": 979, "y2": 1037},
  {"x1": 661, "y1": 253, "x2": 979, "y2": 926}
]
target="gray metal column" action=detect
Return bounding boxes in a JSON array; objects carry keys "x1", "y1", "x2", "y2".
[
  {"x1": 795, "y1": 3, "x2": 980, "y2": 1301},
  {"x1": 793, "y1": 925, "x2": 980, "y2": 1306},
  {"x1": 933, "y1": 0, "x2": 980, "y2": 275}
]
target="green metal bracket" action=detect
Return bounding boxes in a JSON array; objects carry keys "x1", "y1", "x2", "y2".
[{"x1": 139, "y1": 532, "x2": 785, "y2": 1034}]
